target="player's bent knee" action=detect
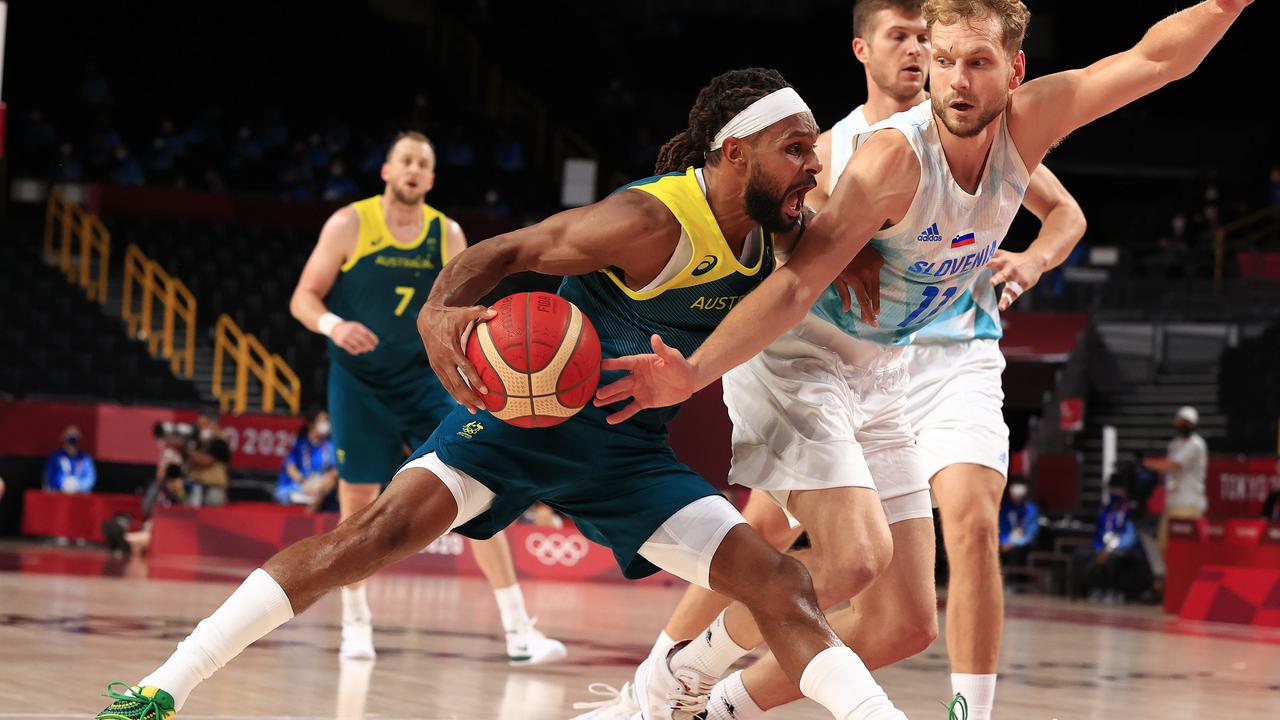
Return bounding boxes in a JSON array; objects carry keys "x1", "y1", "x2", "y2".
[{"x1": 752, "y1": 552, "x2": 818, "y2": 612}]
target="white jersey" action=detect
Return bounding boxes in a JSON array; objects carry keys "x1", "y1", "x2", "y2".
[{"x1": 810, "y1": 100, "x2": 1027, "y2": 345}]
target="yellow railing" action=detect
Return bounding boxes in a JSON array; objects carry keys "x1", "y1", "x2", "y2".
[
  {"x1": 43, "y1": 187, "x2": 110, "y2": 304},
  {"x1": 213, "y1": 314, "x2": 301, "y2": 416},
  {"x1": 121, "y1": 243, "x2": 197, "y2": 378},
  {"x1": 1214, "y1": 206, "x2": 1280, "y2": 290}
]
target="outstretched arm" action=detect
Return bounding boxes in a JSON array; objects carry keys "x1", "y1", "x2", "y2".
[
  {"x1": 419, "y1": 190, "x2": 677, "y2": 410},
  {"x1": 1010, "y1": 0, "x2": 1252, "y2": 168},
  {"x1": 987, "y1": 163, "x2": 1087, "y2": 310},
  {"x1": 595, "y1": 131, "x2": 919, "y2": 423}
]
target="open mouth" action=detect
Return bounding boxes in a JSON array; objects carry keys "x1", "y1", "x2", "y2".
[
  {"x1": 902, "y1": 64, "x2": 922, "y2": 77},
  {"x1": 950, "y1": 99, "x2": 975, "y2": 113},
  {"x1": 783, "y1": 181, "x2": 816, "y2": 220}
]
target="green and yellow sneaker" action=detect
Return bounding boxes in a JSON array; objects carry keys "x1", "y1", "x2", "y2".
[
  {"x1": 96, "y1": 683, "x2": 176, "y2": 720},
  {"x1": 939, "y1": 692, "x2": 968, "y2": 720}
]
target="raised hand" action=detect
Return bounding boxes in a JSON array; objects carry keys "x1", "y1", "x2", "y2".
[
  {"x1": 987, "y1": 249, "x2": 1048, "y2": 311},
  {"x1": 593, "y1": 334, "x2": 696, "y2": 425}
]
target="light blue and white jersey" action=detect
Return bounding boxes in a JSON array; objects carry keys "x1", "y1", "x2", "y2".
[{"x1": 810, "y1": 99, "x2": 1029, "y2": 345}]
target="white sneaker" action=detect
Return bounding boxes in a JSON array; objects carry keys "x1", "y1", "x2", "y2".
[
  {"x1": 507, "y1": 618, "x2": 568, "y2": 666},
  {"x1": 339, "y1": 620, "x2": 377, "y2": 660},
  {"x1": 569, "y1": 681, "x2": 641, "y2": 719},
  {"x1": 634, "y1": 643, "x2": 715, "y2": 720}
]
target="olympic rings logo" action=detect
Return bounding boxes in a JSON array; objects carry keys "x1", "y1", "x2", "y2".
[{"x1": 525, "y1": 532, "x2": 589, "y2": 567}]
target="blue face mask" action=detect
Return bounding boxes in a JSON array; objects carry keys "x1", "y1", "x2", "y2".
[
  {"x1": 1108, "y1": 494, "x2": 1125, "y2": 508},
  {"x1": 66, "y1": 435, "x2": 80, "y2": 446}
]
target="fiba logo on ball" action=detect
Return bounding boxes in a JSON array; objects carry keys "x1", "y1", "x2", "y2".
[{"x1": 525, "y1": 532, "x2": 589, "y2": 566}]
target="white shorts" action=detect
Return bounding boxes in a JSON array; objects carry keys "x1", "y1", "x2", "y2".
[
  {"x1": 399, "y1": 454, "x2": 746, "y2": 589},
  {"x1": 902, "y1": 338, "x2": 1010, "y2": 485},
  {"x1": 723, "y1": 316, "x2": 933, "y2": 525}
]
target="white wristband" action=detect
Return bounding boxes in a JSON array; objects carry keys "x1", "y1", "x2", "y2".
[{"x1": 317, "y1": 312, "x2": 344, "y2": 337}]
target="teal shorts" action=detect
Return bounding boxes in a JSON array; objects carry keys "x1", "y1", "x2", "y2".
[
  {"x1": 329, "y1": 360, "x2": 455, "y2": 486},
  {"x1": 412, "y1": 405, "x2": 722, "y2": 579}
]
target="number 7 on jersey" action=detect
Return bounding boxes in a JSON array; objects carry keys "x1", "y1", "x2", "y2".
[{"x1": 393, "y1": 286, "x2": 415, "y2": 316}]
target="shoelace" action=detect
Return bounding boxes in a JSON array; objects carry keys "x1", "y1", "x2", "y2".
[
  {"x1": 668, "y1": 669, "x2": 715, "y2": 712},
  {"x1": 939, "y1": 692, "x2": 969, "y2": 720},
  {"x1": 102, "y1": 683, "x2": 167, "y2": 720},
  {"x1": 571, "y1": 682, "x2": 634, "y2": 710}
]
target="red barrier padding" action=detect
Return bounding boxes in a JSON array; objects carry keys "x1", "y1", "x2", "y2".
[
  {"x1": 1165, "y1": 518, "x2": 1280, "y2": 615},
  {"x1": 21, "y1": 490, "x2": 143, "y2": 542},
  {"x1": 1178, "y1": 564, "x2": 1280, "y2": 627},
  {"x1": 147, "y1": 504, "x2": 675, "y2": 586}
]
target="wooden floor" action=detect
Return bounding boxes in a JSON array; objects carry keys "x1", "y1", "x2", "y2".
[{"x1": 4, "y1": 543, "x2": 1279, "y2": 719}]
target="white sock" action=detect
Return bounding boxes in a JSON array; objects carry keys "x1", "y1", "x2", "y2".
[
  {"x1": 341, "y1": 584, "x2": 372, "y2": 626},
  {"x1": 140, "y1": 569, "x2": 294, "y2": 710},
  {"x1": 651, "y1": 630, "x2": 678, "y2": 661},
  {"x1": 707, "y1": 670, "x2": 766, "y2": 720},
  {"x1": 670, "y1": 610, "x2": 752, "y2": 679},
  {"x1": 494, "y1": 584, "x2": 531, "y2": 633},
  {"x1": 798, "y1": 647, "x2": 905, "y2": 720},
  {"x1": 951, "y1": 673, "x2": 997, "y2": 720}
]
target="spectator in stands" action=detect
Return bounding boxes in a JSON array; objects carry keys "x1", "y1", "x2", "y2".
[
  {"x1": 322, "y1": 160, "x2": 359, "y2": 201},
  {"x1": 1145, "y1": 406, "x2": 1208, "y2": 554},
  {"x1": 110, "y1": 146, "x2": 146, "y2": 187},
  {"x1": 998, "y1": 480, "x2": 1040, "y2": 567},
  {"x1": 275, "y1": 410, "x2": 338, "y2": 510},
  {"x1": 51, "y1": 142, "x2": 85, "y2": 182},
  {"x1": 1083, "y1": 487, "x2": 1143, "y2": 603},
  {"x1": 188, "y1": 412, "x2": 231, "y2": 507},
  {"x1": 44, "y1": 425, "x2": 96, "y2": 493},
  {"x1": 153, "y1": 421, "x2": 192, "y2": 482}
]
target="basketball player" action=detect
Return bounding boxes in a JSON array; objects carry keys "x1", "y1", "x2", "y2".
[
  {"x1": 572, "y1": 2, "x2": 1085, "y2": 718},
  {"x1": 598, "y1": 0, "x2": 1252, "y2": 716},
  {"x1": 97, "y1": 69, "x2": 914, "y2": 720},
  {"x1": 286, "y1": 131, "x2": 564, "y2": 664}
]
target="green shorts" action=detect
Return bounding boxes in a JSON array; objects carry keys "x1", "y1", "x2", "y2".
[
  {"x1": 411, "y1": 404, "x2": 722, "y2": 579},
  {"x1": 329, "y1": 360, "x2": 455, "y2": 486}
]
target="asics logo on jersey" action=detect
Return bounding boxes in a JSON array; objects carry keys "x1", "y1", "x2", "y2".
[
  {"x1": 456, "y1": 421, "x2": 485, "y2": 439},
  {"x1": 916, "y1": 223, "x2": 942, "y2": 242},
  {"x1": 691, "y1": 254, "x2": 719, "y2": 276}
]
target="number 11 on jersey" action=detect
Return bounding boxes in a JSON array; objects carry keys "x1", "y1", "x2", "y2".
[{"x1": 897, "y1": 285, "x2": 957, "y2": 328}]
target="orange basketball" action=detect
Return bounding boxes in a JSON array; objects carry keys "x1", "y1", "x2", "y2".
[{"x1": 465, "y1": 292, "x2": 602, "y2": 428}]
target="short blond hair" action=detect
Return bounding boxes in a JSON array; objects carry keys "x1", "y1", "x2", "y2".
[{"x1": 923, "y1": 0, "x2": 1030, "y2": 55}]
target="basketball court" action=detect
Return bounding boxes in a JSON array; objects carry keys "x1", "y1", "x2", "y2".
[{"x1": 3, "y1": 541, "x2": 1276, "y2": 719}]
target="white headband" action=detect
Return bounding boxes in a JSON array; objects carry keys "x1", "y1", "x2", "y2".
[{"x1": 709, "y1": 87, "x2": 812, "y2": 152}]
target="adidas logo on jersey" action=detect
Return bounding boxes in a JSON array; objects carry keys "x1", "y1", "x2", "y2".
[{"x1": 916, "y1": 223, "x2": 941, "y2": 242}]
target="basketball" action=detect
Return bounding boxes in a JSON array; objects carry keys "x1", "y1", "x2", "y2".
[{"x1": 466, "y1": 292, "x2": 602, "y2": 428}]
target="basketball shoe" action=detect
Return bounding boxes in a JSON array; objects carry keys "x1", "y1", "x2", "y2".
[
  {"x1": 569, "y1": 681, "x2": 642, "y2": 719},
  {"x1": 507, "y1": 618, "x2": 567, "y2": 666},
  {"x1": 96, "y1": 683, "x2": 175, "y2": 720},
  {"x1": 634, "y1": 641, "x2": 714, "y2": 720},
  {"x1": 339, "y1": 619, "x2": 376, "y2": 660}
]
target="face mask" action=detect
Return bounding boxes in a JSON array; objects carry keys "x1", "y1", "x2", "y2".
[
  {"x1": 200, "y1": 429, "x2": 214, "y2": 441},
  {"x1": 1175, "y1": 426, "x2": 1193, "y2": 438},
  {"x1": 1009, "y1": 484, "x2": 1027, "y2": 502},
  {"x1": 314, "y1": 420, "x2": 331, "y2": 437},
  {"x1": 66, "y1": 435, "x2": 80, "y2": 446},
  {"x1": 1108, "y1": 494, "x2": 1125, "y2": 508}
]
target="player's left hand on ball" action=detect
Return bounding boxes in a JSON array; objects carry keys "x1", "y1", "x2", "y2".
[
  {"x1": 988, "y1": 249, "x2": 1048, "y2": 311},
  {"x1": 594, "y1": 334, "x2": 695, "y2": 425},
  {"x1": 832, "y1": 243, "x2": 883, "y2": 325},
  {"x1": 419, "y1": 301, "x2": 496, "y2": 412}
]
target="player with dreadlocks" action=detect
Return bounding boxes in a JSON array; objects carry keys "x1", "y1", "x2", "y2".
[{"x1": 98, "y1": 67, "x2": 912, "y2": 720}]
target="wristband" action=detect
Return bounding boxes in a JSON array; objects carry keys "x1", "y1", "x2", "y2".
[{"x1": 317, "y1": 312, "x2": 344, "y2": 337}]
